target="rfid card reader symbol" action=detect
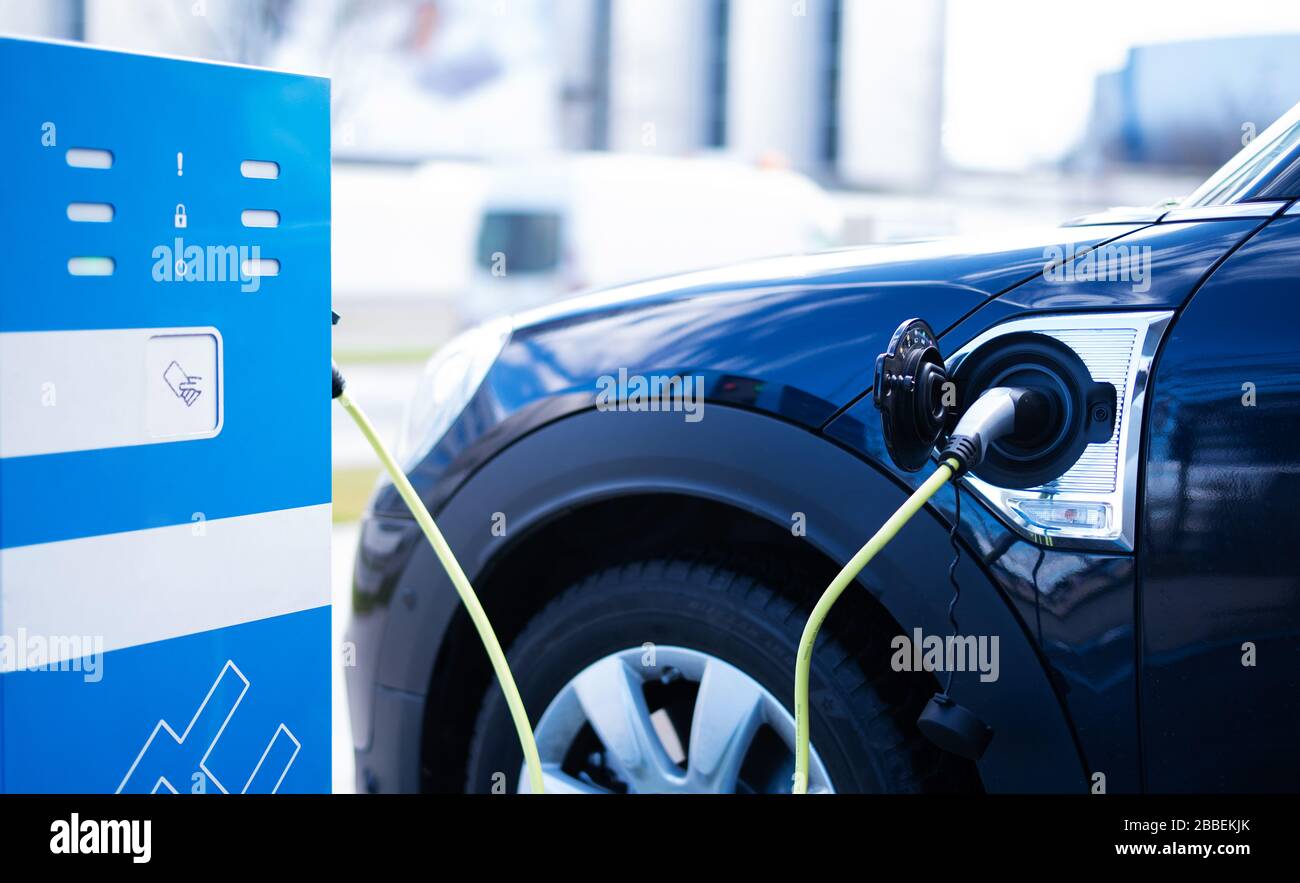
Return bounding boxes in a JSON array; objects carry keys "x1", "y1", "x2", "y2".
[{"x1": 163, "y1": 360, "x2": 202, "y2": 407}]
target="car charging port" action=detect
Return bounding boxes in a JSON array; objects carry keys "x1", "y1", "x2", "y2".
[{"x1": 944, "y1": 331, "x2": 1116, "y2": 489}]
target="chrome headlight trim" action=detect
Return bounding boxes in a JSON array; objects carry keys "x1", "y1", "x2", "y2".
[{"x1": 946, "y1": 311, "x2": 1174, "y2": 552}]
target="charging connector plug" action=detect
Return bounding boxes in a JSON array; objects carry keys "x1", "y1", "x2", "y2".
[{"x1": 940, "y1": 386, "x2": 1050, "y2": 477}]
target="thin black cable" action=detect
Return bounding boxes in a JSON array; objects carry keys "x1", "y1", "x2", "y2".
[{"x1": 942, "y1": 478, "x2": 962, "y2": 696}]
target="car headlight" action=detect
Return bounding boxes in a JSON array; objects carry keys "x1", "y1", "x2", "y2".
[
  {"x1": 394, "y1": 317, "x2": 512, "y2": 470},
  {"x1": 946, "y1": 311, "x2": 1173, "y2": 551}
]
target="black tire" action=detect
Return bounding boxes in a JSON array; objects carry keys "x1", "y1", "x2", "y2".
[{"x1": 465, "y1": 559, "x2": 971, "y2": 794}]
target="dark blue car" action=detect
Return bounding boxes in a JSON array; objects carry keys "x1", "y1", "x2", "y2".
[{"x1": 346, "y1": 101, "x2": 1300, "y2": 794}]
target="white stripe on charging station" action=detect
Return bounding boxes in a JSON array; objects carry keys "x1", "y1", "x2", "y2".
[{"x1": 0, "y1": 503, "x2": 331, "y2": 671}]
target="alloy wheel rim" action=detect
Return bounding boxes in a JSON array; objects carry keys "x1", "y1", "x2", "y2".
[{"x1": 519, "y1": 645, "x2": 835, "y2": 794}]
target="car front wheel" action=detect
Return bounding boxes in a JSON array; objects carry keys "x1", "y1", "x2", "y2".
[{"x1": 465, "y1": 559, "x2": 966, "y2": 794}]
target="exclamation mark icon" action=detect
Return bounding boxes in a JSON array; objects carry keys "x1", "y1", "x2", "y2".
[{"x1": 177, "y1": 152, "x2": 184, "y2": 177}]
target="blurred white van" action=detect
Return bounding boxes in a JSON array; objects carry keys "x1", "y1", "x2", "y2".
[{"x1": 464, "y1": 153, "x2": 844, "y2": 322}]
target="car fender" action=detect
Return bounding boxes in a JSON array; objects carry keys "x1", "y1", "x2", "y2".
[{"x1": 370, "y1": 405, "x2": 1087, "y2": 793}]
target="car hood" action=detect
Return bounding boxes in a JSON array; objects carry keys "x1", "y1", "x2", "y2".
[
  {"x1": 383, "y1": 216, "x2": 1273, "y2": 521},
  {"x1": 495, "y1": 224, "x2": 1146, "y2": 428}
]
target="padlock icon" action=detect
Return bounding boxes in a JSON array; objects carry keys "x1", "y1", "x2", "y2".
[{"x1": 174, "y1": 203, "x2": 188, "y2": 229}]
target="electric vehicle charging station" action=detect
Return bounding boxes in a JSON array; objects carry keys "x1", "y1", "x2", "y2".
[{"x1": 0, "y1": 37, "x2": 331, "y2": 793}]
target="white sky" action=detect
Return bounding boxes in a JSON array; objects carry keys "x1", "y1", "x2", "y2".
[{"x1": 943, "y1": 0, "x2": 1300, "y2": 170}]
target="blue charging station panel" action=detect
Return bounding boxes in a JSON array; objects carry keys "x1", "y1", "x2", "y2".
[{"x1": 0, "y1": 37, "x2": 331, "y2": 793}]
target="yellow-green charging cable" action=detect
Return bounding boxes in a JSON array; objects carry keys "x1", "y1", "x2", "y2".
[
  {"x1": 792, "y1": 457, "x2": 960, "y2": 794},
  {"x1": 336, "y1": 389, "x2": 545, "y2": 795}
]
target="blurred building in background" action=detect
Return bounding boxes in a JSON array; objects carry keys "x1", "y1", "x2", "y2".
[
  {"x1": 1076, "y1": 34, "x2": 1300, "y2": 171},
  {"x1": 523, "y1": 0, "x2": 948, "y2": 190},
  {"x1": 7, "y1": 0, "x2": 1300, "y2": 319},
  {"x1": 11, "y1": 0, "x2": 1299, "y2": 187},
  {"x1": 0, "y1": 0, "x2": 942, "y2": 189}
]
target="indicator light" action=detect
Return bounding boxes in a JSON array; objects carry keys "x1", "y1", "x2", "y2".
[{"x1": 1008, "y1": 498, "x2": 1110, "y2": 532}]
